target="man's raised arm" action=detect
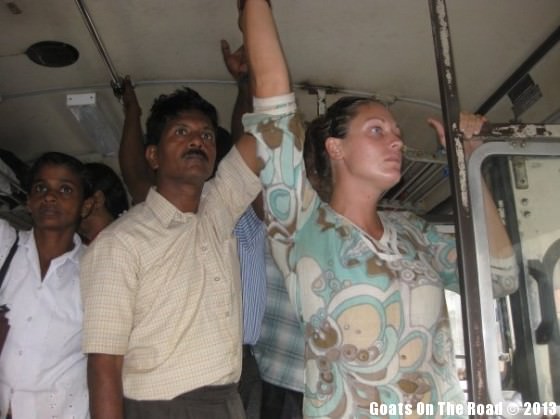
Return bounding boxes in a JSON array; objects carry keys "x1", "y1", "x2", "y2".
[{"x1": 119, "y1": 76, "x2": 153, "y2": 204}]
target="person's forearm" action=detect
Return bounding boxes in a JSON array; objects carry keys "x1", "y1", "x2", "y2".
[
  {"x1": 482, "y1": 181, "x2": 513, "y2": 260},
  {"x1": 88, "y1": 354, "x2": 125, "y2": 419},
  {"x1": 242, "y1": 0, "x2": 290, "y2": 98},
  {"x1": 481, "y1": 180, "x2": 519, "y2": 297},
  {"x1": 231, "y1": 77, "x2": 251, "y2": 143},
  {"x1": 119, "y1": 111, "x2": 153, "y2": 204}
]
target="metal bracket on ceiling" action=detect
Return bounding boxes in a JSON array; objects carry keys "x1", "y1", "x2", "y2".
[
  {"x1": 301, "y1": 83, "x2": 339, "y2": 116},
  {"x1": 301, "y1": 83, "x2": 339, "y2": 96}
]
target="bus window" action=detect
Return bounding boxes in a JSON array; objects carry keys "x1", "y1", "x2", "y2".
[{"x1": 469, "y1": 140, "x2": 560, "y2": 408}]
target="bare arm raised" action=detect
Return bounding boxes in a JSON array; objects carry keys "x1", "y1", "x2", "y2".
[
  {"x1": 429, "y1": 113, "x2": 517, "y2": 296},
  {"x1": 235, "y1": 0, "x2": 291, "y2": 174},
  {"x1": 220, "y1": 40, "x2": 251, "y2": 143},
  {"x1": 241, "y1": 0, "x2": 290, "y2": 98},
  {"x1": 118, "y1": 76, "x2": 153, "y2": 204}
]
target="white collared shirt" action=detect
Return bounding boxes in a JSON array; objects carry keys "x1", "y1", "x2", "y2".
[{"x1": 0, "y1": 219, "x2": 89, "y2": 419}]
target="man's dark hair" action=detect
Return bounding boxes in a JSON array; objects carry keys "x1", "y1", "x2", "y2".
[
  {"x1": 26, "y1": 151, "x2": 93, "y2": 198},
  {"x1": 85, "y1": 162, "x2": 129, "y2": 219},
  {"x1": 145, "y1": 87, "x2": 219, "y2": 146}
]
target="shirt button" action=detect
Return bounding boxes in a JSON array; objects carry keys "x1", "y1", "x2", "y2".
[
  {"x1": 27, "y1": 316, "x2": 32, "y2": 322},
  {"x1": 18, "y1": 350, "x2": 23, "y2": 356},
  {"x1": 214, "y1": 276, "x2": 220, "y2": 282},
  {"x1": 201, "y1": 244, "x2": 208, "y2": 252}
]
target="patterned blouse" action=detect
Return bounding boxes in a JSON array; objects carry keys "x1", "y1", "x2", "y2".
[{"x1": 243, "y1": 93, "x2": 516, "y2": 419}]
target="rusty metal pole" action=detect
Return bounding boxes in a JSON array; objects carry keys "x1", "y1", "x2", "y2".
[{"x1": 428, "y1": 0, "x2": 489, "y2": 411}]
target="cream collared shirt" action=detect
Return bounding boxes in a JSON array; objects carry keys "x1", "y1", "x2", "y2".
[{"x1": 81, "y1": 148, "x2": 261, "y2": 400}]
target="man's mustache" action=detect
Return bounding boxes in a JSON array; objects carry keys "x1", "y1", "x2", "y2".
[{"x1": 183, "y1": 148, "x2": 209, "y2": 161}]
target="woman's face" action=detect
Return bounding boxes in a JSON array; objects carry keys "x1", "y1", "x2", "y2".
[
  {"x1": 27, "y1": 163, "x2": 86, "y2": 232},
  {"x1": 334, "y1": 102, "x2": 403, "y2": 192}
]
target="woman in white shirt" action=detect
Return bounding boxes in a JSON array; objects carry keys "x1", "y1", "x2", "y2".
[{"x1": 0, "y1": 152, "x2": 94, "y2": 419}]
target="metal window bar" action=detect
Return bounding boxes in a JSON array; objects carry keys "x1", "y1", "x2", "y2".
[
  {"x1": 404, "y1": 163, "x2": 446, "y2": 203},
  {"x1": 381, "y1": 150, "x2": 448, "y2": 210}
]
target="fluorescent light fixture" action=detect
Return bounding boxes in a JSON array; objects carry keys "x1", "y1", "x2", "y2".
[{"x1": 66, "y1": 92, "x2": 120, "y2": 156}]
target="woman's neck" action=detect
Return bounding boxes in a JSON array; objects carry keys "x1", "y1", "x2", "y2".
[{"x1": 329, "y1": 185, "x2": 384, "y2": 240}]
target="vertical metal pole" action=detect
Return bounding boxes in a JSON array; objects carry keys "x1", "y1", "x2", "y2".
[{"x1": 428, "y1": 0, "x2": 489, "y2": 410}]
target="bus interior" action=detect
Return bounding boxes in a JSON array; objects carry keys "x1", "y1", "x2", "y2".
[{"x1": 1, "y1": 1, "x2": 559, "y2": 416}]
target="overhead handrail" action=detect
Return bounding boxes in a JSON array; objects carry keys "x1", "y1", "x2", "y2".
[
  {"x1": 1, "y1": 80, "x2": 442, "y2": 111},
  {"x1": 74, "y1": 0, "x2": 122, "y2": 95}
]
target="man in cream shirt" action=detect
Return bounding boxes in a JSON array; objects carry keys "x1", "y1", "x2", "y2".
[{"x1": 81, "y1": 87, "x2": 261, "y2": 419}]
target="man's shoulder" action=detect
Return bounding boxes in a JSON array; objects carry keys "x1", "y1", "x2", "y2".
[{"x1": 93, "y1": 202, "x2": 154, "y2": 245}]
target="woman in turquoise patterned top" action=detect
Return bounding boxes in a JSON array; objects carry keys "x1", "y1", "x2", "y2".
[{"x1": 240, "y1": 1, "x2": 517, "y2": 417}]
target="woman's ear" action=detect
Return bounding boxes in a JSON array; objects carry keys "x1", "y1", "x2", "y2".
[
  {"x1": 325, "y1": 137, "x2": 344, "y2": 161},
  {"x1": 145, "y1": 145, "x2": 159, "y2": 170}
]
